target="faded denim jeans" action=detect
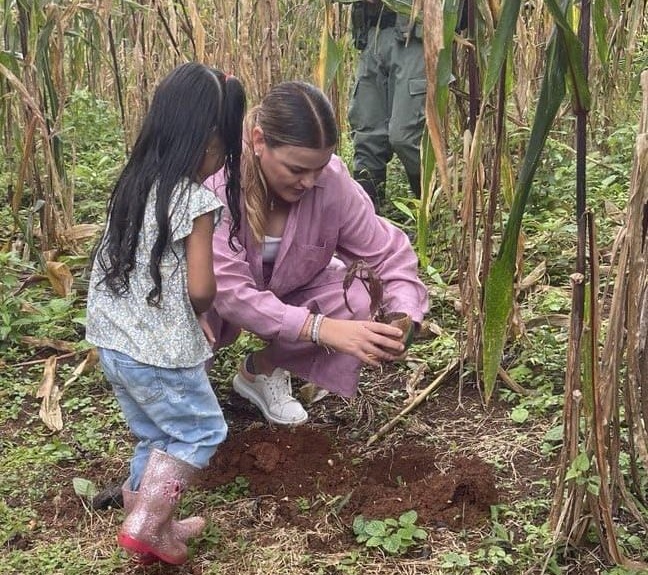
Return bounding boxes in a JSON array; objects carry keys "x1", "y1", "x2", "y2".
[{"x1": 98, "y1": 348, "x2": 227, "y2": 490}]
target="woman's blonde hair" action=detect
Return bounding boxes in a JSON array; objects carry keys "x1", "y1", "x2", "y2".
[{"x1": 241, "y1": 81, "x2": 338, "y2": 243}]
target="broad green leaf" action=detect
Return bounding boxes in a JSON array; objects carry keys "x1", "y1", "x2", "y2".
[
  {"x1": 543, "y1": 424, "x2": 564, "y2": 442},
  {"x1": 482, "y1": 16, "x2": 570, "y2": 401},
  {"x1": 592, "y1": 0, "x2": 608, "y2": 68},
  {"x1": 543, "y1": 0, "x2": 591, "y2": 113},
  {"x1": 365, "y1": 520, "x2": 387, "y2": 537},
  {"x1": 483, "y1": 258, "x2": 515, "y2": 398},
  {"x1": 385, "y1": 517, "x2": 399, "y2": 527},
  {"x1": 399, "y1": 509, "x2": 418, "y2": 526},
  {"x1": 510, "y1": 406, "x2": 529, "y2": 424},
  {"x1": 392, "y1": 200, "x2": 415, "y2": 221},
  {"x1": 441, "y1": 552, "x2": 471, "y2": 567},
  {"x1": 365, "y1": 536, "x2": 383, "y2": 547},
  {"x1": 383, "y1": 534, "x2": 402, "y2": 554},
  {"x1": 574, "y1": 451, "x2": 590, "y2": 472},
  {"x1": 72, "y1": 477, "x2": 97, "y2": 499},
  {"x1": 352, "y1": 515, "x2": 366, "y2": 534},
  {"x1": 397, "y1": 526, "x2": 415, "y2": 540},
  {"x1": 483, "y1": 0, "x2": 522, "y2": 99}
]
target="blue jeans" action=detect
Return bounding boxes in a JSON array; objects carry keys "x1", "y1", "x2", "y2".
[{"x1": 98, "y1": 348, "x2": 227, "y2": 490}]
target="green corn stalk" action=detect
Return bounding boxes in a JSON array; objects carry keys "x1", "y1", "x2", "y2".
[{"x1": 482, "y1": 0, "x2": 590, "y2": 403}]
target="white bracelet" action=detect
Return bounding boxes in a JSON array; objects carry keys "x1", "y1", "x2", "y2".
[
  {"x1": 312, "y1": 314, "x2": 325, "y2": 346},
  {"x1": 309, "y1": 313, "x2": 321, "y2": 344}
]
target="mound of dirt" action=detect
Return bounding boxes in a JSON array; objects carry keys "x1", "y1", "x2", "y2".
[{"x1": 197, "y1": 426, "x2": 498, "y2": 530}]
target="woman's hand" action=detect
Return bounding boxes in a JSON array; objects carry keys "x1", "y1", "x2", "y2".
[{"x1": 317, "y1": 317, "x2": 405, "y2": 367}]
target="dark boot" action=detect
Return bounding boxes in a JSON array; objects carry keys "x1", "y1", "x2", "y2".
[
  {"x1": 117, "y1": 450, "x2": 204, "y2": 565},
  {"x1": 353, "y1": 169, "x2": 386, "y2": 212},
  {"x1": 91, "y1": 481, "x2": 125, "y2": 510},
  {"x1": 407, "y1": 172, "x2": 422, "y2": 198}
]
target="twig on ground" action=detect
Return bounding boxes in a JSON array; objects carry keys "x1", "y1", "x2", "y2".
[
  {"x1": 11, "y1": 350, "x2": 79, "y2": 367},
  {"x1": 366, "y1": 359, "x2": 460, "y2": 446},
  {"x1": 405, "y1": 361, "x2": 429, "y2": 403},
  {"x1": 498, "y1": 366, "x2": 533, "y2": 396}
]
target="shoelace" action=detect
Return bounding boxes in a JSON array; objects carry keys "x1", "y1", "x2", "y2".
[{"x1": 262, "y1": 370, "x2": 295, "y2": 405}]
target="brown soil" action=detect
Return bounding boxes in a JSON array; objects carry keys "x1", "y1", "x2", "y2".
[{"x1": 196, "y1": 424, "x2": 498, "y2": 532}]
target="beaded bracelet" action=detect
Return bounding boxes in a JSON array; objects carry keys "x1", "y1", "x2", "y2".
[
  {"x1": 309, "y1": 313, "x2": 320, "y2": 343},
  {"x1": 313, "y1": 314, "x2": 325, "y2": 346},
  {"x1": 310, "y1": 313, "x2": 324, "y2": 345}
]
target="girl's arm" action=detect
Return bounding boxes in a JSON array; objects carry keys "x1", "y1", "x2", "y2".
[{"x1": 186, "y1": 211, "x2": 217, "y2": 314}]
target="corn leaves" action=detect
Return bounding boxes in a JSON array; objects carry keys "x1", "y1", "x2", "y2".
[
  {"x1": 316, "y1": 2, "x2": 345, "y2": 92},
  {"x1": 482, "y1": 0, "x2": 590, "y2": 402},
  {"x1": 417, "y1": 0, "x2": 461, "y2": 267}
]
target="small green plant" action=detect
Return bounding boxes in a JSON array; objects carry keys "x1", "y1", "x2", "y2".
[
  {"x1": 352, "y1": 510, "x2": 427, "y2": 555},
  {"x1": 295, "y1": 496, "x2": 311, "y2": 513},
  {"x1": 565, "y1": 451, "x2": 601, "y2": 495}
]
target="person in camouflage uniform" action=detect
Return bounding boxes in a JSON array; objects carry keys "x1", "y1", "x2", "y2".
[{"x1": 347, "y1": 0, "x2": 425, "y2": 212}]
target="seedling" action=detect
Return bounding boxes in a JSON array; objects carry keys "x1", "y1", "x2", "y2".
[
  {"x1": 352, "y1": 510, "x2": 427, "y2": 555},
  {"x1": 342, "y1": 260, "x2": 413, "y2": 347}
]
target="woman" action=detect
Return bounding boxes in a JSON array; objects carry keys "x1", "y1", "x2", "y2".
[{"x1": 203, "y1": 81, "x2": 428, "y2": 426}]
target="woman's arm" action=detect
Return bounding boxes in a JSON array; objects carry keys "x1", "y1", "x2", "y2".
[{"x1": 211, "y1": 207, "x2": 311, "y2": 342}]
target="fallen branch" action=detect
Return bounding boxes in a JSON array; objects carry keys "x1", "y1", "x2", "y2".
[
  {"x1": 366, "y1": 359, "x2": 460, "y2": 446},
  {"x1": 11, "y1": 350, "x2": 79, "y2": 367},
  {"x1": 405, "y1": 361, "x2": 429, "y2": 403},
  {"x1": 498, "y1": 366, "x2": 533, "y2": 396}
]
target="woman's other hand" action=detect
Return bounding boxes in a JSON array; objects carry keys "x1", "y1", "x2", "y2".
[{"x1": 318, "y1": 318, "x2": 404, "y2": 367}]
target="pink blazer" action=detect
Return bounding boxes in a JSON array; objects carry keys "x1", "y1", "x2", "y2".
[{"x1": 204, "y1": 154, "x2": 428, "y2": 348}]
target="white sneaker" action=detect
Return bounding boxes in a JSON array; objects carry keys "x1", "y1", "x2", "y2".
[{"x1": 233, "y1": 367, "x2": 308, "y2": 426}]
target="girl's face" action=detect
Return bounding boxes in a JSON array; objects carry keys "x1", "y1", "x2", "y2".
[
  {"x1": 198, "y1": 137, "x2": 225, "y2": 182},
  {"x1": 253, "y1": 127, "x2": 334, "y2": 204}
]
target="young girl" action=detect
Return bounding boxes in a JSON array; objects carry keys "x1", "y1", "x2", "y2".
[{"x1": 86, "y1": 62, "x2": 245, "y2": 565}]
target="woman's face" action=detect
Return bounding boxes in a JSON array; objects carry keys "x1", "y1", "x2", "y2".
[{"x1": 254, "y1": 127, "x2": 334, "y2": 204}]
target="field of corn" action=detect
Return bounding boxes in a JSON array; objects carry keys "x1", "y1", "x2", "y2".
[{"x1": 2, "y1": 1, "x2": 648, "y2": 574}]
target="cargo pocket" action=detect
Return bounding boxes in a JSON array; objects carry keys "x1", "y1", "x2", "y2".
[{"x1": 408, "y1": 77, "x2": 427, "y2": 97}]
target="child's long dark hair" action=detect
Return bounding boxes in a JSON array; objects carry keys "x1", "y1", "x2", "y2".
[{"x1": 96, "y1": 62, "x2": 245, "y2": 304}]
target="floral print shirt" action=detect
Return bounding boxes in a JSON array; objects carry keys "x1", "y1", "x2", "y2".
[{"x1": 86, "y1": 180, "x2": 222, "y2": 368}]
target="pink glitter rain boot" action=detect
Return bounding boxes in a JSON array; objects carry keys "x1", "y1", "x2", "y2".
[
  {"x1": 117, "y1": 449, "x2": 203, "y2": 565},
  {"x1": 121, "y1": 477, "x2": 206, "y2": 565}
]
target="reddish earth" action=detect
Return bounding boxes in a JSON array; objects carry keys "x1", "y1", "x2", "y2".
[{"x1": 196, "y1": 425, "x2": 498, "y2": 532}]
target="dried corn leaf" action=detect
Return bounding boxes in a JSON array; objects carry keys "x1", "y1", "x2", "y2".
[
  {"x1": 59, "y1": 224, "x2": 102, "y2": 242},
  {"x1": 36, "y1": 356, "x2": 63, "y2": 431},
  {"x1": 63, "y1": 349, "x2": 99, "y2": 387},
  {"x1": 45, "y1": 261, "x2": 74, "y2": 297},
  {"x1": 20, "y1": 336, "x2": 75, "y2": 353}
]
